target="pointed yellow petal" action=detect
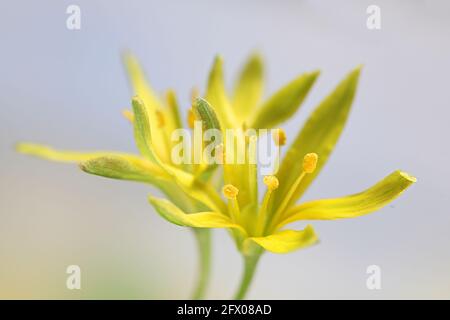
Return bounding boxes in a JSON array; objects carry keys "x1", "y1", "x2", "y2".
[
  {"x1": 123, "y1": 53, "x2": 169, "y2": 159},
  {"x1": 131, "y1": 96, "x2": 226, "y2": 212},
  {"x1": 16, "y1": 143, "x2": 127, "y2": 163},
  {"x1": 247, "y1": 225, "x2": 318, "y2": 254},
  {"x1": 132, "y1": 96, "x2": 198, "y2": 185},
  {"x1": 233, "y1": 54, "x2": 264, "y2": 120},
  {"x1": 131, "y1": 96, "x2": 160, "y2": 161},
  {"x1": 80, "y1": 155, "x2": 167, "y2": 184},
  {"x1": 271, "y1": 66, "x2": 361, "y2": 211},
  {"x1": 123, "y1": 53, "x2": 164, "y2": 111},
  {"x1": 149, "y1": 196, "x2": 245, "y2": 233},
  {"x1": 249, "y1": 70, "x2": 319, "y2": 129},
  {"x1": 205, "y1": 56, "x2": 236, "y2": 128},
  {"x1": 165, "y1": 89, "x2": 183, "y2": 129},
  {"x1": 278, "y1": 170, "x2": 416, "y2": 228}
]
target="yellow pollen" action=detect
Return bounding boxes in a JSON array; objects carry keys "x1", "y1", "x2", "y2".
[
  {"x1": 263, "y1": 175, "x2": 279, "y2": 191},
  {"x1": 155, "y1": 110, "x2": 165, "y2": 128},
  {"x1": 187, "y1": 109, "x2": 196, "y2": 129},
  {"x1": 222, "y1": 184, "x2": 239, "y2": 199},
  {"x1": 303, "y1": 153, "x2": 318, "y2": 173},
  {"x1": 272, "y1": 128, "x2": 286, "y2": 146}
]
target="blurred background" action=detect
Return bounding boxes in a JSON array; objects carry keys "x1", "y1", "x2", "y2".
[{"x1": 1, "y1": 0, "x2": 449, "y2": 299}]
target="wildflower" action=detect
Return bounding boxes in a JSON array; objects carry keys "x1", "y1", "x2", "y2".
[
  {"x1": 147, "y1": 65, "x2": 416, "y2": 299},
  {"x1": 17, "y1": 53, "x2": 322, "y2": 299}
]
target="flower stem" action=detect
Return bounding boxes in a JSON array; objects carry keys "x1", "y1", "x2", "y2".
[
  {"x1": 233, "y1": 252, "x2": 261, "y2": 300},
  {"x1": 191, "y1": 228, "x2": 212, "y2": 300}
]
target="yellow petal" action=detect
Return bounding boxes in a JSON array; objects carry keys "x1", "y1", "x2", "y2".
[
  {"x1": 249, "y1": 70, "x2": 319, "y2": 129},
  {"x1": 233, "y1": 54, "x2": 264, "y2": 120},
  {"x1": 271, "y1": 66, "x2": 361, "y2": 211},
  {"x1": 205, "y1": 56, "x2": 236, "y2": 128},
  {"x1": 165, "y1": 89, "x2": 183, "y2": 130},
  {"x1": 80, "y1": 155, "x2": 167, "y2": 184},
  {"x1": 132, "y1": 97, "x2": 225, "y2": 212},
  {"x1": 123, "y1": 53, "x2": 169, "y2": 160},
  {"x1": 16, "y1": 143, "x2": 128, "y2": 163},
  {"x1": 170, "y1": 171, "x2": 227, "y2": 213},
  {"x1": 132, "y1": 97, "x2": 195, "y2": 185},
  {"x1": 131, "y1": 96, "x2": 157, "y2": 161},
  {"x1": 278, "y1": 170, "x2": 416, "y2": 228},
  {"x1": 148, "y1": 196, "x2": 245, "y2": 233},
  {"x1": 247, "y1": 225, "x2": 318, "y2": 254}
]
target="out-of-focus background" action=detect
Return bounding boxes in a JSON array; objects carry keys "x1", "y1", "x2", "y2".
[{"x1": 1, "y1": 0, "x2": 449, "y2": 299}]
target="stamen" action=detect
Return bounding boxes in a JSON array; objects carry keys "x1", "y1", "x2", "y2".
[
  {"x1": 222, "y1": 184, "x2": 241, "y2": 222},
  {"x1": 257, "y1": 176, "x2": 279, "y2": 235},
  {"x1": 155, "y1": 110, "x2": 165, "y2": 128},
  {"x1": 187, "y1": 108, "x2": 196, "y2": 129},
  {"x1": 303, "y1": 153, "x2": 318, "y2": 173},
  {"x1": 222, "y1": 184, "x2": 239, "y2": 199},
  {"x1": 272, "y1": 128, "x2": 286, "y2": 146},
  {"x1": 269, "y1": 153, "x2": 319, "y2": 231},
  {"x1": 263, "y1": 175, "x2": 279, "y2": 191}
]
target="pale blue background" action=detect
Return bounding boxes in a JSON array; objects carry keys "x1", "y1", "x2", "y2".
[{"x1": 1, "y1": 0, "x2": 449, "y2": 298}]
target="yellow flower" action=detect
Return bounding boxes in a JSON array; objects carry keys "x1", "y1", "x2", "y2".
[
  {"x1": 16, "y1": 53, "x2": 323, "y2": 299},
  {"x1": 16, "y1": 53, "x2": 416, "y2": 299},
  {"x1": 148, "y1": 65, "x2": 416, "y2": 261}
]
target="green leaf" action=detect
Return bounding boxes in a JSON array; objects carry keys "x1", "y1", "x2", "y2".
[
  {"x1": 250, "y1": 70, "x2": 320, "y2": 129},
  {"x1": 271, "y1": 66, "x2": 362, "y2": 211},
  {"x1": 233, "y1": 54, "x2": 264, "y2": 120}
]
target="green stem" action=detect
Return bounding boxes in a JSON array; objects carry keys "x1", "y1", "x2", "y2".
[
  {"x1": 233, "y1": 253, "x2": 261, "y2": 300},
  {"x1": 191, "y1": 228, "x2": 212, "y2": 300}
]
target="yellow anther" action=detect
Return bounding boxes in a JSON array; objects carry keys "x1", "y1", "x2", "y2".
[
  {"x1": 222, "y1": 184, "x2": 239, "y2": 199},
  {"x1": 155, "y1": 110, "x2": 165, "y2": 128},
  {"x1": 272, "y1": 128, "x2": 286, "y2": 146},
  {"x1": 303, "y1": 153, "x2": 318, "y2": 173},
  {"x1": 187, "y1": 108, "x2": 196, "y2": 129},
  {"x1": 263, "y1": 175, "x2": 279, "y2": 191},
  {"x1": 122, "y1": 109, "x2": 134, "y2": 123}
]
